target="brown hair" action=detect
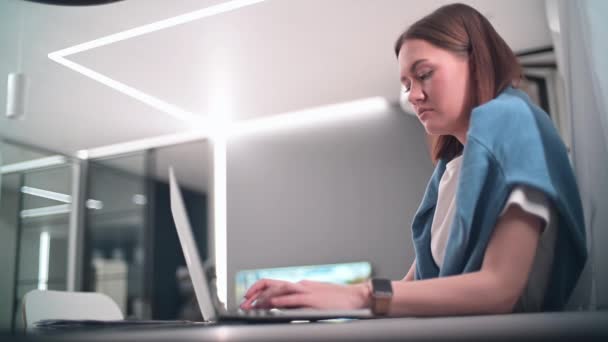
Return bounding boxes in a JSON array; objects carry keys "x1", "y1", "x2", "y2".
[{"x1": 394, "y1": 3, "x2": 523, "y2": 163}]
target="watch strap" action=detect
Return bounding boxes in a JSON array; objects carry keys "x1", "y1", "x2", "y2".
[
  {"x1": 372, "y1": 295, "x2": 391, "y2": 315},
  {"x1": 370, "y1": 278, "x2": 393, "y2": 316}
]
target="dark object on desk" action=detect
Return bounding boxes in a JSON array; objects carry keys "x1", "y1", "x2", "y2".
[
  {"x1": 23, "y1": 0, "x2": 125, "y2": 6},
  {"x1": 33, "y1": 319, "x2": 206, "y2": 332}
]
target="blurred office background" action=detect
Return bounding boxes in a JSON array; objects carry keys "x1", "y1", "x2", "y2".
[{"x1": 1, "y1": 0, "x2": 606, "y2": 333}]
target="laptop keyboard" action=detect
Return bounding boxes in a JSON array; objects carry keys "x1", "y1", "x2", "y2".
[
  {"x1": 238, "y1": 309, "x2": 280, "y2": 317},
  {"x1": 237, "y1": 309, "x2": 282, "y2": 317}
]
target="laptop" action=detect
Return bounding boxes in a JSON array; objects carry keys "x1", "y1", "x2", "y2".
[{"x1": 168, "y1": 167, "x2": 373, "y2": 323}]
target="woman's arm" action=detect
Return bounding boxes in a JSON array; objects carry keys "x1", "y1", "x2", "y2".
[
  {"x1": 242, "y1": 205, "x2": 544, "y2": 315},
  {"x1": 402, "y1": 260, "x2": 416, "y2": 281},
  {"x1": 385, "y1": 205, "x2": 543, "y2": 316}
]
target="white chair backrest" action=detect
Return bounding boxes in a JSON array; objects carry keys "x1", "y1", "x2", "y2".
[{"x1": 23, "y1": 290, "x2": 124, "y2": 330}]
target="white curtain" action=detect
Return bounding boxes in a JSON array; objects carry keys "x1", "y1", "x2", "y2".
[
  {"x1": 547, "y1": 0, "x2": 608, "y2": 310},
  {"x1": 0, "y1": 142, "x2": 2, "y2": 203},
  {"x1": 0, "y1": 139, "x2": 3, "y2": 203}
]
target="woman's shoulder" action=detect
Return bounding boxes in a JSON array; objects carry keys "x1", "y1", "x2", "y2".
[
  {"x1": 466, "y1": 87, "x2": 549, "y2": 151},
  {"x1": 469, "y1": 87, "x2": 536, "y2": 132},
  {"x1": 464, "y1": 87, "x2": 572, "y2": 187}
]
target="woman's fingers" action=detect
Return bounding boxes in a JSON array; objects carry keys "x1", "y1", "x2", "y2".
[
  {"x1": 243, "y1": 279, "x2": 274, "y2": 299},
  {"x1": 241, "y1": 279, "x2": 275, "y2": 310},
  {"x1": 253, "y1": 281, "x2": 303, "y2": 308},
  {"x1": 240, "y1": 279, "x2": 305, "y2": 310},
  {"x1": 241, "y1": 280, "x2": 363, "y2": 311},
  {"x1": 240, "y1": 296, "x2": 257, "y2": 310},
  {"x1": 242, "y1": 279, "x2": 282, "y2": 303}
]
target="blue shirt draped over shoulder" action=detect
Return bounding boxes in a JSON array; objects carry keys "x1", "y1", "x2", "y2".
[{"x1": 411, "y1": 87, "x2": 587, "y2": 311}]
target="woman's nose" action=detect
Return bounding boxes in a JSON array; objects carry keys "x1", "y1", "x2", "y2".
[{"x1": 408, "y1": 83, "x2": 426, "y2": 105}]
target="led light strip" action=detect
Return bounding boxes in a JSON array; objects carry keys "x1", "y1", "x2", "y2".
[
  {"x1": 49, "y1": 0, "x2": 267, "y2": 57},
  {"x1": 47, "y1": 57, "x2": 201, "y2": 123},
  {"x1": 80, "y1": 97, "x2": 390, "y2": 158},
  {"x1": 0, "y1": 155, "x2": 67, "y2": 174},
  {"x1": 47, "y1": 0, "x2": 266, "y2": 124},
  {"x1": 21, "y1": 186, "x2": 72, "y2": 203},
  {"x1": 229, "y1": 97, "x2": 390, "y2": 137},
  {"x1": 211, "y1": 136, "x2": 227, "y2": 305},
  {"x1": 77, "y1": 130, "x2": 211, "y2": 160},
  {"x1": 20, "y1": 186, "x2": 104, "y2": 211},
  {"x1": 38, "y1": 231, "x2": 51, "y2": 290},
  {"x1": 21, "y1": 204, "x2": 71, "y2": 219}
]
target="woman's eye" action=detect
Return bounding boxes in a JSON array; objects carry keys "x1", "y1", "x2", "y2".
[
  {"x1": 402, "y1": 85, "x2": 411, "y2": 93},
  {"x1": 418, "y1": 71, "x2": 433, "y2": 81}
]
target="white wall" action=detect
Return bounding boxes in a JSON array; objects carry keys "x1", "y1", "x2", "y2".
[{"x1": 225, "y1": 107, "x2": 432, "y2": 309}]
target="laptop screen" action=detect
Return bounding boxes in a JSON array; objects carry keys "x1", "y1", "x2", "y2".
[
  {"x1": 234, "y1": 261, "x2": 372, "y2": 301},
  {"x1": 169, "y1": 167, "x2": 218, "y2": 322}
]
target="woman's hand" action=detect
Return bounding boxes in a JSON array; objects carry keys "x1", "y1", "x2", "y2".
[{"x1": 239, "y1": 279, "x2": 371, "y2": 311}]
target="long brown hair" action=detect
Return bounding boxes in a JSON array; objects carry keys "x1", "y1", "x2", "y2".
[{"x1": 394, "y1": 3, "x2": 523, "y2": 163}]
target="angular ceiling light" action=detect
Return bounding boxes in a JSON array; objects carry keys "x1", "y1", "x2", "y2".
[
  {"x1": 48, "y1": 0, "x2": 266, "y2": 310},
  {"x1": 47, "y1": 0, "x2": 266, "y2": 123}
]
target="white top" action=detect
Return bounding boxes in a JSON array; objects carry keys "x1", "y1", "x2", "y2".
[{"x1": 429, "y1": 155, "x2": 557, "y2": 312}]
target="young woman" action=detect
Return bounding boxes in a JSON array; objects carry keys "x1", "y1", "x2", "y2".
[{"x1": 240, "y1": 3, "x2": 587, "y2": 316}]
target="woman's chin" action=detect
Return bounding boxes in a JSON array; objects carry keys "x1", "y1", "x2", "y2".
[{"x1": 422, "y1": 124, "x2": 445, "y2": 136}]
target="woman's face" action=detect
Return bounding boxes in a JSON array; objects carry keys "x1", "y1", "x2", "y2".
[{"x1": 398, "y1": 39, "x2": 471, "y2": 140}]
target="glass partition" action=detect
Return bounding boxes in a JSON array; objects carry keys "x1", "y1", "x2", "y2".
[
  {"x1": 1, "y1": 138, "x2": 211, "y2": 327},
  {"x1": 0, "y1": 140, "x2": 74, "y2": 332},
  {"x1": 83, "y1": 142, "x2": 211, "y2": 320},
  {"x1": 84, "y1": 151, "x2": 150, "y2": 319},
  {"x1": 16, "y1": 164, "x2": 73, "y2": 311}
]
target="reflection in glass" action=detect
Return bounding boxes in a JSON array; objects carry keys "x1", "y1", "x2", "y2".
[
  {"x1": 0, "y1": 138, "x2": 212, "y2": 327},
  {"x1": 84, "y1": 152, "x2": 149, "y2": 319},
  {"x1": 0, "y1": 139, "x2": 73, "y2": 332},
  {"x1": 18, "y1": 164, "x2": 72, "y2": 294}
]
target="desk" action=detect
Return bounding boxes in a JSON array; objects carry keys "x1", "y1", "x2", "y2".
[{"x1": 32, "y1": 311, "x2": 608, "y2": 341}]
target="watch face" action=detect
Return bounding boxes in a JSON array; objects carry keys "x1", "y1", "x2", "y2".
[{"x1": 372, "y1": 278, "x2": 393, "y2": 294}]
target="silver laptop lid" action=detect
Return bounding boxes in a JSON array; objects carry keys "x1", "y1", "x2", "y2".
[{"x1": 169, "y1": 167, "x2": 218, "y2": 322}]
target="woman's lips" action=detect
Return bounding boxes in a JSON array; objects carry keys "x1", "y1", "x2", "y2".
[{"x1": 418, "y1": 109, "x2": 433, "y2": 119}]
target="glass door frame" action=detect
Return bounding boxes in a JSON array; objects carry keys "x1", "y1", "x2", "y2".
[{"x1": 1, "y1": 139, "x2": 82, "y2": 331}]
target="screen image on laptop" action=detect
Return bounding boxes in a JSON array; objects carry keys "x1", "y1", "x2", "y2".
[{"x1": 235, "y1": 261, "x2": 372, "y2": 301}]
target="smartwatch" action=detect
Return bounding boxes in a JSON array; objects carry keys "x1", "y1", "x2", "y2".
[{"x1": 370, "y1": 278, "x2": 393, "y2": 316}]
